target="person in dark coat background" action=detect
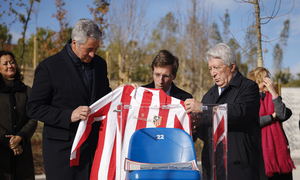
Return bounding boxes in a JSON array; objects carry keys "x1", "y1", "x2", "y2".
[
  {"x1": 143, "y1": 50, "x2": 192, "y2": 101},
  {"x1": 0, "y1": 50, "x2": 37, "y2": 180},
  {"x1": 26, "y1": 19, "x2": 111, "y2": 180},
  {"x1": 185, "y1": 43, "x2": 263, "y2": 180}
]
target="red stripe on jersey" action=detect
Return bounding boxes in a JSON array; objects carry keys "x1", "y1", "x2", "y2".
[
  {"x1": 180, "y1": 99, "x2": 191, "y2": 130},
  {"x1": 135, "y1": 89, "x2": 153, "y2": 131},
  {"x1": 158, "y1": 90, "x2": 171, "y2": 127},
  {"x1": 90, "y1": 118, "x2": 107, "y2": 180},
  {"x1": 213, "y1": 116, "x2": 225, "y2": 151},
  {"x1": 70, "y1": 146, "x2": 80, "y2": 166},
  {"x1": 89, "y1": 102, "x2": 113, "y2": 179},
  {"x1": 174, "y1": 114, "x2": 184, "y2": 130},
  {"x1": 108, "y1": 132, "x2": 117, "y2": 180}
]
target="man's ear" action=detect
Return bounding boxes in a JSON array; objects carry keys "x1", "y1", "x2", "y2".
[
  {"x1": 72, "y1": 39, "x2": 77, "y2": 47},
  {"x1": 230, "y1": 63, "x2": 236, "y2": 72},
  {"x1": 173, "y1": 73, "x2": 177, "y2": 80}
]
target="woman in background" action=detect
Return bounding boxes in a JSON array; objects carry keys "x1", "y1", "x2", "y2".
[
  {"x1": 249, "y1": 67, "x2": 294, "y2": 180},
  {"x1": 0, "y1": 50, "x2": 37, "y2": 180}
]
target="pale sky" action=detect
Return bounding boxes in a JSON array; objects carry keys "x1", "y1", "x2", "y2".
[{"x1": 1, "y1": 0, "x2": 299, "y2": 78}]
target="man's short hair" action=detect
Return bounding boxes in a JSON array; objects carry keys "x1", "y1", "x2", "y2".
[
  {"x1": 71, "y1": 18, "x2": 103, "y2": 46},
  {"x1": 151, "y1": 50, "x2": 179, "y2": 75},
  {"x1": 206, "y1": 43, "x2": 239, "y2": 71}
]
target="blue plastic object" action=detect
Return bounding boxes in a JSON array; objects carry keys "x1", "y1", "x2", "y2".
[{"x1": 126, "y1": 128, "x2": 201, "y2": 180}]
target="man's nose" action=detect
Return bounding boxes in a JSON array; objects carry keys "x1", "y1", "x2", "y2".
[
  {"x1": 89, "y1": 51, "x2": 95, "y2": 58},
  {"x1": 159, "y1": 75, "x2": 164, "y2": 83},
  {"x1": 210, "y1": 69, "x2": 216, "y2": 77}
]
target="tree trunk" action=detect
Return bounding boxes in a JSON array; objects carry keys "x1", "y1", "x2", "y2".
[
  {"x1": 20, "y1": 2, "x2": 34, "y2": 66},
  {"x1": 254, "y1": 0, "x2": 263, "y2": 67}
]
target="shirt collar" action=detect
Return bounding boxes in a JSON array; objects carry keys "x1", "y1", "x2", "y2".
[
  {"x1": 165, "y1": 84, "x2": 172, "y2": 96},
  {"x1": 218, "y1": 72, "x2": 237, "y2": 95}
]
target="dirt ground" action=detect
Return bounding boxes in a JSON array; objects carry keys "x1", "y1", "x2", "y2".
[{"x1": 31, "y1": 122, "x2": 44, "y2": 175}]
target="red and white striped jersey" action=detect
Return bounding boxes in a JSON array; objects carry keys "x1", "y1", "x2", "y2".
[
  {"x1": 213, "y1": 104, "x2": 228, "y2": 180},
  {"x1": 70, "y1": 85, "x2": 191, "y2": 180}
]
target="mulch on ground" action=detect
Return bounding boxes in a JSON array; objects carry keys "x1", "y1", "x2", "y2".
[{"x1": 31, "y1": 122, "x2": 45, "y2": 175}]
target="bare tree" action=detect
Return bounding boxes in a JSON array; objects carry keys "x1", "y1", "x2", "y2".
[
  {"x1": 52, "y1": 0, "x2": 70, "y2": 53},
  {"x1": 273, "y1": 19, "x2": 290, "y2": 77},
  {"x1": 211, "y1": 22, "x2": 223, "y2": 45},
  {"x1": 233, "y1": 0, "x2": 294, "y2": 67},
  {"x1": 176, "y1": 0, "x2": 213, "y2": 99},
  {"x1": 1, "y1": 0, "x2": 41, "y2": 65},
  {"x1": 88, "y1": 0, "x2": 110, "y2": 36},
  {"x1": 244, "y1": 22, "x2": 257, "y2": 69},
  {"x1": 106, "y1": 0, "x2": 150, "y2": 84},
  {"x1": 222, "y1": 9, "x2": 230, "y2": 44},
  {"x1": 147, "y1": 12, "x2": 179, "y2": 55},
  {"x1": 0, "y1": 25, "x2": 12, "y2": 50}
]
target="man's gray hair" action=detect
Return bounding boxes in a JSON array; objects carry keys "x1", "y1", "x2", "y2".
[
  {"x1": 71, "y1": 18, "x2": 103, "y2": 46},
  {"x1": 206, "y1": 43, "x2": 239, "y2": 71}
]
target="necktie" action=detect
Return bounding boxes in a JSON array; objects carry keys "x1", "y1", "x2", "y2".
[
  {"x1": 220, "y1": 87, "x2": 225, "y2": 96},
  {"x1": 221, "y1": 87, "x2": 225, "y2": 93}
]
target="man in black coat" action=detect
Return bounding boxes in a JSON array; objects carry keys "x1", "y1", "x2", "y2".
[
  {"x1": 26, "y1": 19, "x2": 111, "y2": 180},
  {"x1": 185, "y1": 43, "x2": 263, "y2": 180},
  {"x1": 143, "y1": 50, "x2": 192, "y2": 101}
]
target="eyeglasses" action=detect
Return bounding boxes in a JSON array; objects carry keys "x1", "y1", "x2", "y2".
[{"x1": 153, "y1": 73, "x2": 171, "y2": 79}]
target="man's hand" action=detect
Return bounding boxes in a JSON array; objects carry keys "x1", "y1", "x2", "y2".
[
  {"x1": 184, "y1": 98, "x2": 203, "y2": 114},
  {"x1": 117, "y1": 83, "x2": 139, "y2": 89},
  {"x1": 191, "y1": 113, "x2": 201, "y2": 134},
  {"x1": 6, "y1": 135, "x2": 22, "y2": 149},
  {"x1": 130, "y1": 83, "x2": 139, "y2": 89},
  {"x1": 13, "y1": 145, "x2": 23, "y2": 156},
  {"x1": 71, "y1": 106, "x2": 91, "y2": 122},
  {"x1": 185, "y1": 99, "x2": 203, "y2": 134}
]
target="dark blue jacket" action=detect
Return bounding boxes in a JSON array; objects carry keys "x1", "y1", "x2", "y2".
[
  {"x1": 143, "y1": 82, "x2": 192, "y2": 101},
  {"x1": 195, "y1": 71, "x2": 263, "y2": 180},
  {"x1": 26, "y1": 43, "x2": 111, "y2": 180}
]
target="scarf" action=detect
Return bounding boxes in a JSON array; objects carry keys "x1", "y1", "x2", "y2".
[
  {"x1": 66, "y1": 39, "x2": 93, "y2": 98},
  {"x1": 0, "y1": 78, "x2": 26, "y2": 93},
  {"x1": 260, "y1": 92, "x2": 295, "y2": 177}
]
